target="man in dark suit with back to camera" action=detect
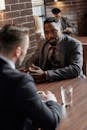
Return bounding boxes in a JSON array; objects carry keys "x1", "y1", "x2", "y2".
[{"x1": 0, "y1": 24, "x2": 62, "y2": 130}]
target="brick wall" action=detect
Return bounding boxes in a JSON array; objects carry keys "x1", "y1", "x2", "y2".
[
  {"x1": 45, "y1": 0, "x2": 87, "y2": 35},
  {"x1": 45, "y1": 1, "x2": 78, "y2": 31},
  {"x1": 0, "y1": 0, "x2": 37, "y2": 67},
  {"x1": 75, "y1": 0, "x2": 87, "y2": 35}
]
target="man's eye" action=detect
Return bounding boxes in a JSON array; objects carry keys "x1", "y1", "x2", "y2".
[
  {"x1": 53, "y1": 30, "x2": 58, "y2": 33},
  {"x1": 45, "y1": 30, "x2": 57, "y2": 34},
  {"x1": 45, "y1": 31, "x2": 49, "y2": 34}
]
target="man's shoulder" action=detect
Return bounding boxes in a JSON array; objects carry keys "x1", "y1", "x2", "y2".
[
  {"x1": 16, "y1": 69, "x2": 34, "y2": 82},
  {"x1": 67, "y1": 35, "x2": 81, "y2": 43},
  {"x1": 62, "y1": 35, "x2": 81, "y2": 45},
  {"x1": 6, "y1": 68, "x2": 34, "y2": 85},
  {"x1": 61, "y1": 16, "x2": 68, "y2": 22}
]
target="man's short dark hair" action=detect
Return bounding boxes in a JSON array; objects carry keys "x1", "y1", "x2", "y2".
[
  {"x1": 44, "y1": 18, "x2": 56, "y2": 25},
  {"x1": 52, "y1": 8, "x2": 61, "y2": 14},
  {"x1": 0, "y1": 24, "x2": 29, "y2": 52}
]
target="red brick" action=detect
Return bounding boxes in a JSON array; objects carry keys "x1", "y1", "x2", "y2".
[
  {"x1": 11, "y1": 4, "x2": 20, "y2": 11},
  {"x1": 13, "y1": 17, "x2": 27, "y2": 24},
  {"x1": 27, "y1": 16, "x2": 34, "y2": 21},
  {"x1": 5, "y1": 5, "x2": 11, "y2": 11},
  {"x1": 4, "y1": 12, "x2": 12, "y2": 20},
  {"x1": 19, "y1": 3, "x2": 25, "y2": 10},
  {"x1": 25, "y1": 3, "x2": 32, "y2": 8},
  {"x1": 5, "y1": 0, "x2": 12, "y2": 4},
  {"x1": 5, "y1": 0, "x2": 19, "y2": 4},
  {"x1": 19, "y1": 0, "x2": 30, "y2": 2},
  {"x1": 2, "y1": 19, "x2": 12, "y2": 25},
  {"x1": 20, "y1": 9, "x2": 32, "y2": 16},
  {"x1": 22, "y1": 22, "x2": 34, "y2": 29},
  {"x1": 0, "y1": 12, "x2": 4, "y2": 20},
  {"x1": 11, "y1": 11, "x2": 20, "y2": 18}
]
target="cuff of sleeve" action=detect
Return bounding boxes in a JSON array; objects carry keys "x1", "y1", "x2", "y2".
[{"x1": 44, "y1": 71, "x2": 49, "y2": 81}]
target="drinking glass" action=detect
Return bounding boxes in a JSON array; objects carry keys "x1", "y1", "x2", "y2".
[{"x1": 61, "y1": 86, "x2": 73, "y2": 107}]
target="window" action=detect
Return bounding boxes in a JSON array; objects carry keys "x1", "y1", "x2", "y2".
[{"x1": 32, "y1": 0, "x2": 45, "y2": 36}]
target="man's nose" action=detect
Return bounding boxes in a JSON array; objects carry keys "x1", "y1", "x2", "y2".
[{"x1": 48, "y1": 32, "x2": 54, "y2": 38}]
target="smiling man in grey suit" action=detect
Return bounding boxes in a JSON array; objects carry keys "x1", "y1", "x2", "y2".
[{"x1": 0, "y1": 24, "x2": 62, "y2": 130}]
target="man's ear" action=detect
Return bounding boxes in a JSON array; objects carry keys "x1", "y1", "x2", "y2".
[{"x1": 16, "y1": 46, "x2": 22, "y2": 58}]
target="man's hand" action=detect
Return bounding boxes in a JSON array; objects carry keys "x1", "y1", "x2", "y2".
[
  {"x1": 46, "y1": 91, "x2": 57, "y2": 102},
  {"x1": 29, "y1": 64, "x2": 47, "y2": 83},
  {"x1": 63, "y1": 27, "x2": 72, "y2": 34},
  {"x1": 37, "y1": 91, "x2": 57, "y2": 102},
  {"x1": 29, "y1": 64, "x2": 44, "y2": 75}
]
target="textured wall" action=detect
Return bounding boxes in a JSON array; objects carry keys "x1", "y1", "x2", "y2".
[
  {"x1": 0, "y1": 0, "x2": 37, "y2": 67},
  {"x1": 45, "y1": 0, "x2": 87, "y2": 35}
]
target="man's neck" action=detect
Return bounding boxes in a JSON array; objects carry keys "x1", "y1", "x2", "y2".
[{"x1": 0, "y1": 53, "x2": 15, "y2": 69}]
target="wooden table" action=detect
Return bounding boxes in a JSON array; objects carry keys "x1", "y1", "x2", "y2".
[
  {"x1": 37, "y1": 78, "x2": 87, "y2": 130},
  {"x1": 75, "y1": 36, "x2": 87, "y2": 76},
  {"x1": 75, "y1": 36, "x2": 87, "y2": 45}
]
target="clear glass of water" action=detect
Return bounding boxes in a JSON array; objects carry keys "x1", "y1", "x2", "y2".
[{"x1": 61, "y1": 86, "x2": 73, "y2": 107}]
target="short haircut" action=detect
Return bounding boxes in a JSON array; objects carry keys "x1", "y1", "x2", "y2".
[
  {"x1": 44, "y1": 18, "x2": 56, "y2": 25},
  {"x1": 52, "y1": 8, "x2": 61, "y2": 14},
  {"x1": 0, "y1": 24, "x2": 29, "y2": 52},
  {"x1": 44, "y1": 18, "x2": 59, "y2": 31}
]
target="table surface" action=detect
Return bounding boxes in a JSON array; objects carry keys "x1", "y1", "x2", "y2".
[
  {"x1": 36, "y1": 78, "x2": 87, "y2": 130},
  {"x1": 74, "y1": 36, "x2": 87, "y2": 45}
]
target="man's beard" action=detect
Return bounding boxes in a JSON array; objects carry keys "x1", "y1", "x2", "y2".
[{"x1": 48, "y1": 38, "x2": 58, "y2": 46}]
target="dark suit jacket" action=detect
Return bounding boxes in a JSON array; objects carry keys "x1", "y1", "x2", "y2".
[
  {"x1": 29, "y1": 35, "x2": 83, "y2": 82},
  {"x1": 0, "y1": 58, "x2": 62, "y2": 130}
]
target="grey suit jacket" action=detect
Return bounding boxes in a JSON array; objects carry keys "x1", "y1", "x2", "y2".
[{"x1": 28, "y1": 35, "x2": 83, "y2": 82}]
